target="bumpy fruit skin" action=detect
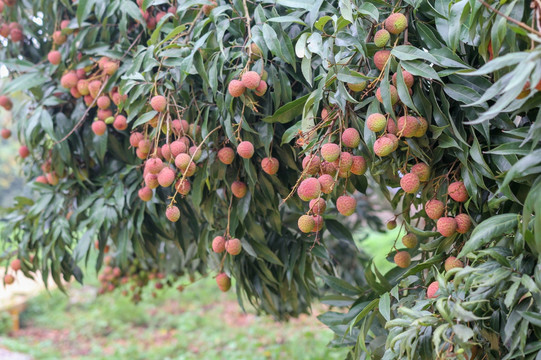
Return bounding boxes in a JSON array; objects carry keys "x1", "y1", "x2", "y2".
[
  {"x1": 374, "y1": 29, "x2": 390, "y2": 47},
  {"x1": 218, "y1": 147, "x2": 235, "y2": 164},
  {"x1": 374, "y1": 50, "x2": 391, "y2": 71},
  {"x1": 437, "y1": 217, "x2": 457, "y2": 237},
  {"x1": 373, "y1": 136, "x2": 395, "y2": 157},
  {"x1": 321, "y1": 143, "x2": 340, "y2": 162},
  {"x1": 237, "y1": 141, "x2": 254, "y2": 159},
  {"x1": 387, "y1": 118, "x2": 398, "y2": 135},
  {"x1": 261, "y1": 157, "x2": 279, "y2": 175},
  {"x1": 342, "y1": 128, "x2": 360, "y2": 148},
  {"x1": 302, "y1": 155, "x2": 321, "y2": 175},
  {"x1": 241, "y1": 71, "x2": 261, "y2": 89},
  {"x1": 10, "y1": 259, "x2": 21, "y2": 271},
  {"x1": 336, "y1": 195, "x2": 356, "y2": 216},
  {"x1": 318, "y1": 174, "x2": 335, "y2": 194},
  {"x1": 426, "y1": 281, "x2": 439, "y2": 299},
  {"x1": 150, "y1": 95, "x2": 167, "y2": 112},
  {"x1": 175, "y1": 179, "x2": 191, "y2": 195},
  {"x1": 158, "y1": 167, "x2": 176, "y2": 187},
  {"x1": 410, "y1": 163, "x2": 430, "y2": 182},
  {"x1": 397, "y1": 116, "x2": 420, "y2": 138},
  {"x1": 400, "y1": 173, "x2": 420, "y2": 194},
  {"x1": 189, "y1": 146, "x2": 202, "y2": 161},
  {"x1": 4, "y1": 274, "x2": 14, "y2": 285},
  {"x1": 376, "y1": 85, "x2": 398, "y2": 105},
  {"x1": 297, "y1": 177, "x2": 321, "y2": 201},
  {"x1": 350, "y1": 156, "x2": 367, "y2": 175},
  {"x1": 91, "y1": 121, "x2": 107, "y2": 136},
  {"x1": 250, "y1": 43, "x2": 263, "y2": 59},
  {"x1": 166, "y1": 206, "x2": 180, "y2": 222},
  {"x1": 455, "y1": 213, "x2": 472, "y2": 234},
  {"x1": 444, "y1": 256, "x2": 464, "y2": 272},
  {"x1": 392, "y1": 70, "x2": 414, "y2": 88},
  {"x1": 36, "y1": 175, "x2": 48, "y2": 184},
  {"x1": 0, "y1": 95, "x2": 13, "y2": 111},
  {"x1": 254, "y1": 81, "x2": 268, "y2": 96},
  {"x1": 366, "y1": 113, "x2": 387, "y2": 132},
  {"x1": 47, "y1": 50, "x2": 62, "y2": 65},
  {"x1": 145, "y1": 173, "x2": 159, "y2": 189},
  {"x1": 425, "y1": 199, "x2": 444, "y2": 220},
  {"x1": 228, "y1": 80, "x2": 245, "y2": 97},
  {"x1": 88, "y1": 80, "x2": 102, "y2": 98},
  {"x1": 312, "y1": 215, "x2": 324, "y2": 232},
  {"x1": 231, "y1": 180, "x2": 247, "y2": 198},
  {"x1": 385, "y1": 13, "x2": 408, "y2": 34},
  {"x1": 448, "y1": 181, "x2": 468, "y2": 202},
  {"x1": 146, "y1": 158, "x2": 164, "y2": 174},
  {"x1": 113, "y1": 115, "x2": 127, "y2": 131},
  {"x1": 97, "y1": 96, "x2": 111, "y2": 110},
  {"x1": 138, "y1": 187, "x2": 153, "y2": 201},
  {"x1": 414, "y1": 117, "x2": 428, "y2": 137},
  {"x1": 298, "y1": 215, "x2": 315, "y2": 233},
  {"x1": 202, "y1": 0, "x2": 217, "y2": 15},
  {"x1": 402, "y1": 233, "x2": 418, "y2": 249},
  {"x1": 320, "y1": 161, "x2": 337, "y2": 176},
  {"x1": 61, "y1": 71, "x2": 78, "y2": 89},
  {"x1": 394, "y1": 251, "x2": 411, "y2": 268},
  {"x1": 387, "y1": 220, "x2": 397, "y2": 230},
  {"x1": 175, "y1": 153, "x2": 192, "y2": 170},
  {"x1": 225, "y1": 238, "x2": 242, "y2": 255},
  {"x1": 212, "y1": 236, "x2": 226, "y2": 253},
  {"x1": 216, "y1": 273, "x2": 231, "y2": 292},
  {"x1": 309, "y1": 198, "x2": 326, "y2": 215},
  {"x1": 347, "y1": 80, "x2": 367, "y2": 92},
  {"x1": 129, "y1": 132, "x2": 144, "y2": 147}
]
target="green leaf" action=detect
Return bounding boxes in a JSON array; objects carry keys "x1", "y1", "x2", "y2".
[
  {"x1": 401, "y1": 60, "x2": 442, "y2": 82},
  {"x1": 263, "y1": 94, "x2": 309, "y2": 124},
  {"x1": 379, "y1": 293, "x2": 390, "y2": 322},
  {"x1": 77, "y1": 0, "x2": 96, "y2": 25},
  {"x1": 458, "y1": 214, "x2": 519, "y2": 256}
]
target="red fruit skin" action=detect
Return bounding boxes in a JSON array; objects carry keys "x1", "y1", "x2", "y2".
[
  {"x1": 146, "y1": 158, "x2": 164, "y2": 174},
  {"x1": 309, "y1": 198, "x2": 326, "y2": 215},
  {"x1": 350, "y1": 156, "x2": 366, "y2": 175},
  {"x1": 410, "y1": 163, "x2": 430, "y2": 182},
  {"x1": 231, "y1": 181, "x2": 247, "y2": 198},
  {"x1": 425, "y1": 199, "x2": 444, "y2": 220},
  {"x1": 342, "y1": 128, "x2": 360, "y2": 148},
  {"x1": 302, "y1": 155, "x2": 321, "y2": 175},
  {"x1": 113, "y1": 115, "x2": 128, "y2": 131},
  {"x1": 400, "y1": 173, "x2": 420, "y2": 194},
  {"x1": 4, "y1": 274, "x2": 14, "y2": 285},
  {"x1": 392, "y1": 70, "x2": 414, "y2": 88},
  {"x1": 437, "y1": 217, "x2": 458, "y2": 237},
  {"x1": 48, "y1": 50, "x2": 62, "y2": 65},
  {"x1": 91, "y1": 121, "x2": 107, "y2": 136},
  {"x1": 0, "y1": 95, "x2": 13, "y2": 110},
  {"x1": 158, "y1": 167, "x2": 176, "y2": 187},
  {"x1": 1, "y1": 129, "x2": 12, "y2": 139},
  {"x1": 394, "y1": 251, "x2": 411, "y2": 268},
  {"x1": 237, "y1": 141, "x2": 254, "y2": 159},
  {"x1": 216, "y1": 273, "x2": 231, "y2": 292},
  {"x1": 130, "y1": 132, "x2": 144, "y2": 147},
  {"x1": 212, "y1": 236, "x2": 226, "y2": 253},
  {"x1": 166, "y1": 206, "x2": 180, "y2": 222},
  {"x1": 241, "y1": 71, "x2": 261, "y2": 89},
  {"x1": 261, "y1": 157, "x2": 279, "y2": 175},
  {"x1": 444, "y1": 256, "x2": 464, "y2": 272},
  {"x1": 10, "y1": 259, "x2": 21, "y2": 271},
  {"x1": 225, "y1": 238, "x2": 242, "y2": 255},
  {"x1": 175, "y1": 179, "x2": 191, "y2": 195},
  {"x1": 138, "y1": 187, "x2": 153, "y2": 201},
  {"x1": 318, "y1": 174, "x2": 335, "y2": 194},
  {"x1": 297, "y1": 177, "x2": 321, "y2": 201},
  {"x1": 228, "y1": 80, "x2": 245, "y2": 97},
  {"x1": 448, "y1": 181, "x2": 468, "y2": 202},
  {"x1": 150, "y1": 95, "x2": 167, "y2": 112},
  {"x1": 312, "y1": 215, "x2": 324, "y2": 232},
  {"x1": 374, "y1": 50, "x2": 391, "y2": 71},
  {"x1": 218, "y1": 147, "x2": 235, "y2": 165},
  {"x1": 426, "y1": 281, "x2": 439, "y2": 299},
  {"x1": 336, "y1": 195, "x2": 356, "y2": 216},
  {"x1": 455, "y1": 213, "x2": 472, "y2": 234},
  {"x1": 321, "y1": 143, "x2": 340, "y2": 162},
  {"x1": 397, "y1": 116, "x2": 419, "y2": 138},
  {"x1": 254, "y1": 80, "x2": 268, "y2": 96},
  {"x1": 19, "y1": 145, "x2": 30, "y2": 158}
]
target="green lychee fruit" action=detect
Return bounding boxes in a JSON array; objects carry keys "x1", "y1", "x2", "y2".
[
  {"x1": 309, "y1": 198, "x2": 326, "y2": 215},
  {"x1": 250, "y1": 42, "x2": 263, "y2": 59},
  {"x1": 425, "y1": 199, "x2": 444, "y2": 220},
  {"x1": 321, "y1": 143, "x2": 340, "y2": 162},
  {"x1": 410, "y1": 163, "x2": 430, "y2": 182},
  {"x1": 374, "y1": 29, "x2": 390, "y2": 47},
  {"x1": 342, "y1": 128, "x2": 360, "y2": 148},
  {"x1": 426, "y1": 281, "x2": 439, "y2": 299},
  {"x1": 400, "y1": 173, "x2": 420, "y2": 194},
  {"x1": 241, "y1": 71, "x2": 261, "y2": 89},
  {"x1": 150, "y1": 95, "x2": 167, "y2": 112},
  {"x1": 373, "y1": 136, "x2": 395, "y2": 157},
  {"x1": 385, "y1": 13, "x2": 408, "y2": 35},
  {"x1": 448, "y1": 181, "x2": 468, "y2": 202},
  {"x1": 216, "y1": 273, "x2": 231, "y2": 292},
  {"x1": 402, "y1": 233, "x2": 418, "y2": 249},
  {"x1": 212, "y1": 236, "x2": 226, "y2": 253},
  {"x1": 237, "y1": 141, "x2": 254, "y2": 159},
  {"x1": 225, "y1": 238, "x2": 242, "y2": 255},
  {"x1": 394, "y1": 251, "x2": 411, "y2": 268},
  {"x1": 376, "y1": 85, "x2": 398, "y2": 105},
  {"x1": 397, "y1": 116, "x2": 420, "y2": 138},
  {"x1": 414, "y1": 117, "x2": 428, "y2": 137},
  {"x1": 158, "y1": 167, "x2": 176, "y2": 187},
  {"x1": 444, "y1": 256, "x2": 464, "y2": 272},
  {"x1": 138, "y1": 187, "x2": 153, "y2": 201},
  {"x1": 231, "y1": 180, "x2": 247, "y2": 198},
  {"x1": 387, "y1": 220, "x2": 397, "y2": 230},
  {"x1": 455, "y1": 213, "x2": 472, "y2": 234},
  {"x1": 437, "y1": 217, "x2": 457, "y2": 237},
  {"x1": 366, "y1": 113, "x2": 387, "y2": 132},
  {"x1": 297, "y1": 177, "x2": 321, "y2": 201},
  {"x1": 318, "y1": 174, "x2": 335, "y2": 194},
  {"x1": 350, "y1": 156, "x2": 367, "y2": 175},
  {"x1": 166, "y1": 205, "x2": 180, "y2": 222},
  {"x1": 228, "y1": 80, "x2": 245, "y2": 97},
  {"x1": 261, "y1": 157, "x2": 279, "y2": 175},
  {"x1": 218, "y1": 147, "x2": 235, "y2": 165},
  {"x1": 373, "y1": 50, "x2": 391, "y2": 71},
  {"x1": 336, "y1": 195, "x2": 356, "y2": 216},
  {"x1": 298, "y1": 215, "x2": 315, "y2": 233}
]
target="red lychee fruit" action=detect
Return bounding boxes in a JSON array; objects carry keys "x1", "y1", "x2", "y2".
[
  {"x1": 97, "y1": 109, "x2": 113, "y2": 121},
  {"x1": 237, "y1": 141, "x2": 254, "y2": 159},
  {"x1": 402, "y1": 233, "x2": 418, "y2": 249},
  {"x1": 97, "y1": 95, "x2": 111, "y2": 110},
  {"x1": 1, "y1": 128, "x2": 11, "y2": 139},
  {"x1": 397, "y1": 116, "x2": 420, "y2": 138},
  {"x1": 302, "y1": 155, "x2": 321, "y2": 175},
  {"x1": 77, "y1": 80, "x2": 89, "y2": 96},
  {"x1": 0, "y1": 24, "x2": 8, "y2": 38},
  {"x1": 0, "y1": 95, "x2": 13, "y2": 110},
  {"x1": 374, "y1": 29, "x2": 390, "y2": 47},
  {"x1": 231, "y1": 180, "x2": 247, "y2": 198},
  {"x1": 4, "y1": 274, "x2": 14, "y2": 285},
  {"x1": 10, "y1": 27, "x2": 23, "y2": 42},
  {"x1": 60, "y1": 20, "x2": 70, "y2": 30},
  {"x1": 158, "y1": 167, "x2": 176, "y2": 187},
  {"x1": 298, "y1": 215, "x2": 315, "y2": 233},
  {"x1": 385, "y1": 134, "x2": 399, "y2": 151},
  {"x1": 261, "y1": 157, "x2": 279, "y2": 175},
  {"x1": 366, "y1": 113, "x2": 387, "y2": 132},
  {"x1": 60, "y1": 71, "x2": 78, "y2": 89},
  {"x1": 448, "y1": 181, "x2": 468, "y2": 202},
  {"x1": 342, "y1": 128, "x2": 360, "y2": 148},
  {"x1": 146, "y1": 158, "x2": 164, "y2": 174},
  {"x1": 320, "y1": 161, "x2": 337, "y2": 176},
  {"x1": 400, "y1": 173, "x2": 420, "y2": 194},
  {"x1": 36, "y1": 175, "x2": 48, "y2": 184},
  {"x1": 321, "y1": 108, "x2": 329, "y2": 121},
  {"x1": 321, "y1": 143, "x2": 340, "y2": 162},
  {"x1": 297, "y1": 177, "x2": 321, "y2": 201},
  {"x1": 189, "y1": 146, "x2": 202, "y2": 161},
  {"x1": 444, "y1": 256, "x2": 464, "y2": 272},
  {"x1": 88, "y1": 80, "x2": 102, "y2": 98},
  {"x1": 254, "y1": 81, "x2": 268, "y2": 96},
  {"x1": 455, "y1": 213, "x2": 472, "y2": 234},
  {"x1": 46, "y1": 172, "x2": 59, "y2": 185},
  {"x1": 52, "y1": 30, "x2": 66, "y2": 45},
  {"x1": 10, "y1": 259, "x2": 21, "y2": 271},
  {"x1": 387, "y1": 118, "x2": 398, "y2": 135},
  {"x1": 202, "y1": 0, "x2": 217, "y2": 16},
  {"x1": 312, "y1": 215, "x2": 324, "y2": 232},
  {"x1": 225, "y1": 238, "x2": 242, "y2": 255},
  {"x1": 166, "y1": 205, "x2": 180, "y2": 222},
  {"x1": 18, "y1": 145, "x2": 29, "y2": 158},
  {"x1": 376, "y1": 85, "x2": 398, "y2": 105},
  {"x1": 91, "y1": 121, "x2": 107, "y2": 136},
  {"x1": 410, "y1": 163, "x2": 430, "y2": 182},
  {"x1": 104, "y1": 61, "x2": 118, "y2": 76},
  {"x1": 228, "y1": 80, "x2": 245, "y2": 97},
  {"x1": 309, "y1": 198, "x2": 326, "y2": 215},
  {"x1": 394, "y1": 251, "x2": 411, "y2": 268},
  {"x1": 47, "y1": 50, "x2": 62, "y2": 65},
  {"x1": 241, "y1": 71, "x2": 261, "y2": 90},
  {"x1": 336, "y1": 195, "x2": 356, "y2": 216},
  {"x1": 318, "y1": 174, "x2": 335, "y2": 194},
  {"x1": 414, "y1": 117, "x2": 428, "y2": 137},
  {"x1": 138, "y1": 187, "x2": 153, "y2": 201},
  {"x1": 212, "y1": 236, "x2": 226, "y2": 253},
  {"x1": 350, "y1": 156, "x2": 367, "y2": 176},
  {"x1": 170, "y1": 140, "x2": 187, "y2": 157},
  {"x1": 425, "y1": 199, "x2": 444, "y2": 220},
  {"x1": 392, "y1": 70, "x2": 414, "y2": 88},
  {"x1": 129, "y1": 132, "x2": 144, "y2": 147},
  {"x1": 150, "y1": 95, "x2": 167, "y2": 112},
  {"x1": 374, "y1": 50, "x2": 391, "y2": 71},
  {"x1": 113, "y1": 115, "x2": 127, "y2": 131},
  {"x1": 70, "y1": 87, "x2": 82, "y2": 99},
  {"x1": 218, "y1": 147, "x2": 235, "y2": 165},
  {"x1": 385, "y1": 13, "x2": 408, "y2": 35},
  {"x1": 145, "y1": 174, "x2": 159, "y2": 189},
  {"x1": 216, "y1": 273, "x2": 231, "y2": 292},
  {"x1": 336, "y1": 152, "x2": 353, "y2": 172},
  {"x1": 437, "y1": 217, "x2": 457, "y2": 237},
  {"x1": 174, "y1": 153, "x2": 192, "y2": 170},
  {"x1": 175, "y1": 179, "x2": 191, "y2": 195},
  {"x1": 426, "y1": 281, "x2": 439, "y2": 299},
  {"x1": 373, "y1": 136, "x2": 395, "y2": 157}
]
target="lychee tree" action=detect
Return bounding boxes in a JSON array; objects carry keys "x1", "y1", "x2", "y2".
[{"x1": 1, "y1": 0, "x2": 541, "y2": 358}]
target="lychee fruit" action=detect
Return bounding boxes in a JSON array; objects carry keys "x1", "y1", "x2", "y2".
[
  {"x1": 321, "y1": 143, "x2": 340, "y2": 162},
  {"x1": 347, "y1": 79, "x2": 367, "y2": 92},
  {"x1": 175, "y1": 179, "x2": 191, "y2": 195},
  {"x1": 91, "y1": 121, "x2": 107, "y2": 136},
  {"x1": 52, "y1": 30, "x2": 67, "y2": 45},
  {"x1": 374, "y1": 29, "x2": 390, "y2": 47},
  {"x1": 47, "y1": 50, "x2": 62, "y2": 65},
  {"x1": 385, "y1": 134, "x2": 399, "y2": 151},
  {"x1": 175, "y1": 153, "x2": 192, "y2": 170},
  {"x1": 312, "y1": 215, "x2": 324, "y2": 232},
  {"x1": 170, "y1": 140, "x2": 187, "y2": 157},
  {"x1": 336, "y1": 152, "x2": 353, "y2": 173},
  {"x1": 342, "y1": 128, "x2": 360, "y2": 148},
  {"x1": 437, "y1": 217, "x2": 457, "y2": 237},
  {"x1": 237, "y1": 141, "x2": 254, "y2": 159},
  {"x1": 254, "y1": 81, "x2": 268, "y2": 96},
  {"x1": 216, "y1": 273, "x2": 231, "y2": 292},
  {"x1": 373, "y1": 136, "x2": 395, "y2": 157},
  {"x1": 165, "y1": 206, "x2": 180, "y2": 222},
  {"x1": 448, "y1": 181, "x2": 468, "y2": 202},
  {"x1": 366, "y1": 113, "x2": 387, "y2": 132},
  {"x1": 130, "y1": 132, "x2": 144, "y2": 147},
  {"x1": 77, "y1": 80, "x2": 90, "y2": 96},
  {"x1": 392, "y1": 70, "x2": 414, "y2": 88},
  {"x1": 387, "y1": 220, "x2": 397, "y2": 230},
  {"x1": 225, "y1": 238, "x2": 242, "y2": 255},
  {"x1": 0, "y1": 95, "x2": 13, "y2": 110},
  {"x1": 373, "y1": 50, "x2": 391, "y2": 71},
  {"x1": 218, "y1": 147, "x2": 235, "y2": 164},
  {"x1": 318, "y1": 174, "x2": 335, "y2": 194},
  {"x1": 70, "y1": 87, "x2": 82, "y2": 99},
  {"x1": 426, "y1": 281, "x2": 439, "y2": 299},
  {"x1": 297, "y1": 177, "x2": 321, "y2": 201},
  {"x1": 455, "y1": 213, "x2": 472, "y2": 234},
  {"x1": 46, "y1": 172, "x2": 59, "y2": 185},
  {"x1": 231, "y1": 180, "x2": 247, "y2": 198},
  {"x1": 397, "y1": 116, "x2": 420, "y2": 138},
  {"x1": 104, "y1": 61, "x2": 119, "y2": 76},
  {"x1": 400, "y1": 173, "x2": 420, "y2": 194},
  {"x1": 241, "y1": 71, "x2": 261, "y2": 89},
  {"x1": 10, "y1": 259, "x2": 21, "y2": 271},
  {"x1": 376, "y1": 85, "x2": 398, "y2": 105},
  {"x1": 61, "y1": 71, "x2": 78, "y2": 89},
  {"x1": 228, "y1": 80, "x2": 245, "y2": 97},
  {"x1": 261, "y1": 157, "x2": 279, "y2": 175},
  {"x1": 425, "y1": 199, "x2": 444, "y2": 220},
  {"x1": 410, "y1": 163, "x2": 430, "y2": 182},
  {"x1": 138, "y1": 187, "x2": 153, "y2": 201},
  {"x1": 385, "y1": 13, "x2": 408, "y2": 35},
  {"x1": 350, "y1": 156, "x2": 367, "y2": 176},
  {"x1": 402, "y1": 233, "x2": 418, "y2": 249},
  {"x1": 158, "y1": 167, "x2": 176, "y2": 187},
  {"x1": 250, "y1": 43, "x2": 263, "y2": 59},
  {"x1": 1, "y1": 128, "x2": 11, "y2": 139},
  {"x1": 320, "y1": 161, "x2": 337, "y2": 176},
  {"x1": 212, "y1": 236, "x2": 226, "y2": 253},
  {"x1": 336, "y1": 195, "x2": 356, "y2": 216},
  {"x1": 387, "y1": 118, "x2": 398, "y2": 135},
  {"x1": 150, "y1": 95, "x2": 167, "y2": 112},
  {"x1": 113, "y1": 115, "x2": 127, "y2": 131},
  {"x1": 189, "y1": 146, "x2": 202, "y2": 161},
  {"x1": 394, "y1": 251, "x2": 411, "y2": 268},
  {"x1": 321, "y1": 108, "x2": 329, "y2": 121},
  {"x1": 298, "y1": 215, "x2": 315, "y2": 233},
  {"x1": 146, "y1": 158, "x2": 164, "y2": 174},
  {"x1": 36, "y1": 175, "x2": 48, "y2": 184},
  {"x1": 444, "y1": 256, "x2": 464, "y2": 272},
  {"x1": 309, "y1": 198, "x2": 326, "y2": 215},
  {"x1": 4, "y1": 274, "x2": 14, "y2": 285},
  {"x1": 10, "y1": 28, "x2": 23, "y2": 42},
  {"x1": 88, "y1": 80, "x2": 102, "y2": 98},
  {"x1": 202, "y1": 0, "x2": 217, "y2": 16},
  {"x1": 302, "y1": 155, "x2": 320, "y2": 175},
  {"x1": 414, "y1": 117, "x2": 428, "y2": 137},
  {"x1": 97, "y1": 95, "x2": 111, "y2": 109}
]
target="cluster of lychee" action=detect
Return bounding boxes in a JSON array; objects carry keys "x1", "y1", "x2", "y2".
[
  {"x1": 212, "y1": 236, "x2": 242, "y2": 257},
  {"x1": 426, "y1": 256, "x2": 464, "y2": 299},
  {"x1": 228, "y1": 69, "x2": 268, "y2": 98},
  {"x1": 3, "y1": 257, "x2": 23, "y2": 286},
  {"x1": 0, "y1": 95, "x2": 38, "y2": 164},
  {"x1": 135, "y1": 0, "x2": 177, "y2": 30},
  {"x1": 0, "y1": 20, "x2": 22, "y2": 42}
]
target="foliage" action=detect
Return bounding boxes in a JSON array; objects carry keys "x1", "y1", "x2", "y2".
[{"x1": 1, "y1": 0, "x2": 541, "y2": 358}]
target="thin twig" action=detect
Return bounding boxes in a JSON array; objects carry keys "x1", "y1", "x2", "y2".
[{"x1": 479, "y1": 0, "x2": 541, "y2": 37}]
